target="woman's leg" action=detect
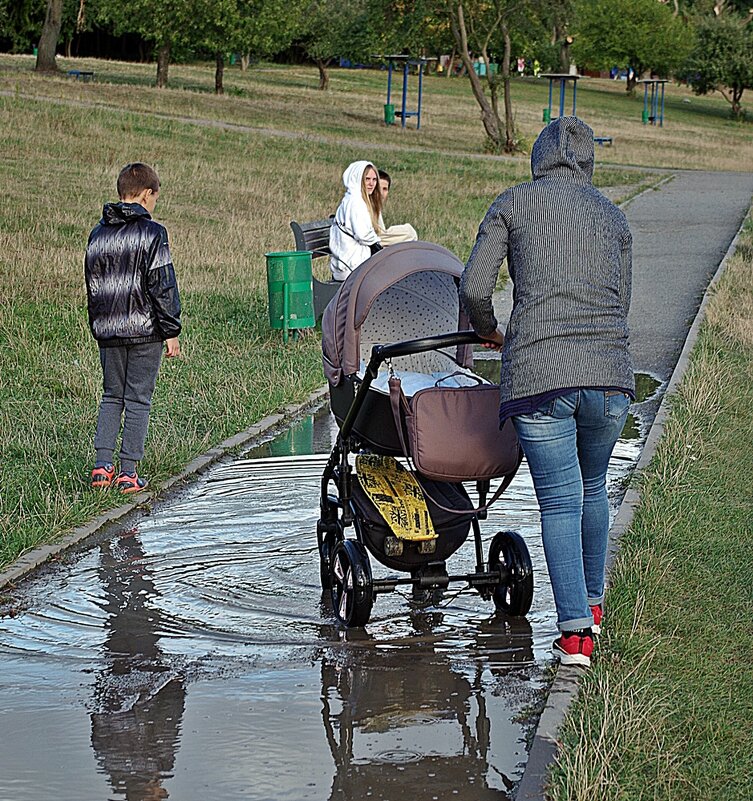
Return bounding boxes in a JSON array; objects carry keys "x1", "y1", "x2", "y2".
[
  {"x1": 576, "y1": 389, "x2": 631, "y2": 606},
  {"x1": 513, "y1": 393, "x2": 592, "y2": 632}
]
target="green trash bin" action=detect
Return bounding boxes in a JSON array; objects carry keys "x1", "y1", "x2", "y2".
[
  {"x1": 384, "y1": 103, "x2": 395, "y2": 126},
  {"x1": 542, "y1": 107, "x2": 551, "y2": 124},
  {"x1": 265, "y1": 251, "x2": 315, "y2": 342}
]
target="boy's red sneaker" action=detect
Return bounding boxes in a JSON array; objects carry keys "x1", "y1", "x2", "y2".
[
  {"x1": 91, "y1": 464, "x2": 115, "y2": 489},
  {"x1": 590, "y1": 604, "x2": 603, "y2": 635},
  {"x1": 553, "y1": 630, "x2": 594, "y2": 667},
  {"x1": 114, "y1": 472, "x2": 149, "y2": 494}
]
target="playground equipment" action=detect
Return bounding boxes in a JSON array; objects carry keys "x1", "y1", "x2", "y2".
[
  {"x1": 639, "y1": 79, "x2": 668, "y2": 127},
  {"x1": 380, "y1": 56, "x2": 436, "y2": 130},
  {"x1": 540, "y1": 73, "x2": 581, "y2": 123}
]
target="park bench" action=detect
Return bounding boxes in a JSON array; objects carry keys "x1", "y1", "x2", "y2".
[
  {"x1": 290, "y1": 216, "x2": 340, "y2": 320},
  {"x1": 67, "y1": 69, "x2": 95, "y2": 82},
  {"x1": 594, "y1": 136, "x2": 613, "y2": 146}
]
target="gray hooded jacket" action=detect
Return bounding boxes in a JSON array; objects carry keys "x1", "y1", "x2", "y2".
[{"x1": 460, "y1": 116, "x2": 634, "y2": 403}]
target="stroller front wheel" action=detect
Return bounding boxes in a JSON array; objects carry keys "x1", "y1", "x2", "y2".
[
  {"x1": 330, "y1": 540, "x2": 374, "y2": 627},
  {"x1": 488, "y1": 530, "x2": 534, "y2": 617}
]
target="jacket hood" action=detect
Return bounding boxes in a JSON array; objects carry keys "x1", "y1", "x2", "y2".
[
  {"x1": 342, "y1": 161, "x2": 376, "y2": 195},
  {"x1": 102, "y1": 202, "x2": 152, "y2": 225},
  {"x1": 531, "y1": 116, "x2": 594, "y2": 183}
]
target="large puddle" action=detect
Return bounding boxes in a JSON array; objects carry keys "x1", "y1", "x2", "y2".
[{"x1": 0, "y1": 372, "x2": 660, "y2": 801}]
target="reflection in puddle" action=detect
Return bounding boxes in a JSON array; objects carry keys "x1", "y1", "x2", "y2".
[{"x1": 0, "y1": 370, "x2": 659, "y2": 801}]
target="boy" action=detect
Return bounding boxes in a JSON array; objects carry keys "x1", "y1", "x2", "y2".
[
  {"x1": 375, "y1": 169, "x2": 418, "y2": 246},
  {"x1": 85, "y1": 162, "x2": 182, "y2": 494}
]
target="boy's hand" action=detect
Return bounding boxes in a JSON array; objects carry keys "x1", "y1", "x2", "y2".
[{"x1": 165, "y1": 337, "x2": 181, "y2": 358}]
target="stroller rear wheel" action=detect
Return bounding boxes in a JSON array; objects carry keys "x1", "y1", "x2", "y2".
[
  {"x1": 330, "y1": 540, "x2": 374, "y2": 627},
  {"x1": 488, "y1": 531, "x2": 534, "y2": 616}
]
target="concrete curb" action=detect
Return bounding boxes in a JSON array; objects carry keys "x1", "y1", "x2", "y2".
[
  {"x1": 0, "y1": 386, "x2": 330, "y2": 592},
  {"x1": 514, "y1": 207, "x2": 750, "y2": 801}
]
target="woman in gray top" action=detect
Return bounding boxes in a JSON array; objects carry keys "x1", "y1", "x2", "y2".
[{"x1": 460, "y1": 116, "x2": 634, "y2": 667}]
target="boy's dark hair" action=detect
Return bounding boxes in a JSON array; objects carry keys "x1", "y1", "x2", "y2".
[
  {"x1": 378, "y1": 169, "x2": 391, "y2": 187},
  {"x1": 117, "y1": 163, "x2": 160, "y2": 199}
]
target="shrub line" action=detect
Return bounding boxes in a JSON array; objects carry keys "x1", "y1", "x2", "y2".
[
  {"x1": 0, "y1": 385, "x2": 329, "y2": 593},
  {"x1": 514, "y1": 201, "x2": 752, "y2": 801}
]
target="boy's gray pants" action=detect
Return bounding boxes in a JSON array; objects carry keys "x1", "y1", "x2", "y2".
[{"x1": 94, "y1": 342, "x2": 163, "y2": 469}]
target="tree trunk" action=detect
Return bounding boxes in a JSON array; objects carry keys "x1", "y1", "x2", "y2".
[
  {"x1": 241, "y1": 54, "x2": 250, "y2": 71},
  {"x1": 316, "y1": 59, "x2": 329, "y2": 90},
  {"x1": 554, "y1": 23, "x2": 570, "y2": 73},
  {"x1": 501, "y1": 24, "x2": 515, "y2": 153},
  {"x1": 445, "y1": 50, "x2": 456, "y2": 78},
  {"x1": 215, "y1": 52, "x2": 224, "y2": 95},
  {"x1": 35, "y1": 0, "x2": 63, "y2": 73},
  {"x1": 156, "y1": 43, "x2": 170, "y2": 88},
  {"x1": 451, "y1": 3, "x2": 502, "y2": 150},
  {"x1": 732, "y1": 86, "x2": 744, "y2": 119}
]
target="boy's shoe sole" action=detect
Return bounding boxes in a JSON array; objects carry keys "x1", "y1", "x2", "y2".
[
  {"x1": 114, "y1": 473, "x2": 149, "y2": 494},
  {"x1": 553, "y1": 632, "x2": 594, "y2": 667},
  {"x1": 91, "y1": 464, "x2": 115, "y2": 489}
]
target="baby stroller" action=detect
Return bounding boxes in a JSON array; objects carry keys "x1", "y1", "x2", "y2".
[{"x1": 318, "y1": 242, "x2": 533, "y2": 627}]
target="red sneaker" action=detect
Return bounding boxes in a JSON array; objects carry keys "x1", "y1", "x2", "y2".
[
  {"x1": 590, "y1": 604, "x2": 603, "y2": 635},
  {"x1": 91, "y1": 464, "x2": 115, "y2": 490},
  {"x1": 114, "y1": 471, "x2": 149, "y2": 494},
  {"x1": 553, "y1": 630, "x2": 594, "y2": 667}
]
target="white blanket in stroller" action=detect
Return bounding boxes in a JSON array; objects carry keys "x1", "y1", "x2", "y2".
[{"x1": 365, "y1": 365, "x2": 489, "y2": 397}]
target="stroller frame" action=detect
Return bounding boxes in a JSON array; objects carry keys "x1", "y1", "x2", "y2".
[{"x1": 318, "y1": 330, "x2": 534, "y2": 627}]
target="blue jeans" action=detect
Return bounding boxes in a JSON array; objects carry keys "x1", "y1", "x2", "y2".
[{"x1": 512, "y1": 389, "x2": 631, "y2": 632}]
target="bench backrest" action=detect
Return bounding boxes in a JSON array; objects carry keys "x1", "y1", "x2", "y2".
[{"x1": 290, "y1": 217, "x2": 333, "y2": 259}]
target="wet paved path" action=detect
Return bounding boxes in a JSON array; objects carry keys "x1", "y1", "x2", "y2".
[{"x1": 0, "y1": 171, "x2": 751, "y2": 801}]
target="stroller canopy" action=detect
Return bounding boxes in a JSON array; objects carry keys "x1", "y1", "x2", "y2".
[{"x1": 322, "y1": 242, "x2": 473, "y2": 386}]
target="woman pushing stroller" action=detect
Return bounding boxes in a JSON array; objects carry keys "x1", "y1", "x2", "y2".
[{"x1": 461, "y1": 116, "x2": 634, "y2": 668}]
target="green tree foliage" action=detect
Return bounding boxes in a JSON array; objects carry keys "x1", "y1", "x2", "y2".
[
  {"x1": 572, "y1": 0, "x2": 693, "y2": 91},
  {"x1": 0, "y1": 0, "x2": 46, "y2": 52},
  {"x1": 236, "y1": 0, "x2": 304, "y2": 63},
  {"x1": 685, "y1": 14, "x2": 753, "y2": 117},
  {"x1": 99, "y1": 0, "x2": 195, "y2": 86},
  {"x1": 298, "y1": 0, "x2": 370, "y2": 89}
]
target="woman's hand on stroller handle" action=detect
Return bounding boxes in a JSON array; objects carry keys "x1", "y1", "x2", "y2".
[{"x1": 480, "y1": 328, "x2": 504, "y2": 351}]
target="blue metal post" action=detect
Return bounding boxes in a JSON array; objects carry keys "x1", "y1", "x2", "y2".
[
  {"x1": 548, "y1": 78, "x2": 553, "y2": 119},
  {"x1": 417, "y1": 61, "x2": 424, "y2": 130},
  {"x1": 401, "y1": 62, "x2": 409, "y2": 128},
  {"x1": 559, "y1": 78, "x2": 565, "y2": 117},
  {"x1": 651, "y1": 83, "x2": 659, "y2": 125},
  {"x1": 386, "y1": 59, "x2": 392, "y2": 106},
  {"x1": 572, "y1": 79, "x2": 577, "y2": 115},
  {"x1": 660, "y1": 82, "x2": 665, "y2": 127},
  {"x1": 643, "y1": 82, "x2": 649, "y2": 124}
]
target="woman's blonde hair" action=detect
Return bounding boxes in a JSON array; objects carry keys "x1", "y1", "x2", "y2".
[{"x1": 361, "y1": 164, "x2": 383, "y2": 231}]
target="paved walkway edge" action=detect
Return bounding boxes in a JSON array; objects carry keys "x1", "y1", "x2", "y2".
[
  {"x1": 0, "y1": 386, "x2": 330, "y2": 592},
  {"x1": 514, "y1": 205, "x2": 751, "y2": 801}
]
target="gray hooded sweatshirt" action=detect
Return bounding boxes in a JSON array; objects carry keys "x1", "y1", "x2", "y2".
[{"x1": 460, "y1": 116, "x2": 635, "y2": 403}]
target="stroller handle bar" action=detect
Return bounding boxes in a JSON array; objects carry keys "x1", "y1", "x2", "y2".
[{"x1": 367, "y1": 331, "x2": 485, "y2": 375}]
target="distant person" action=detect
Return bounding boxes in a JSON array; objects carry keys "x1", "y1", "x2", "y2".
[
  {"x1": 329, "y1": 160, "x2": 383, "y2": 281},
  {"x1": 460, "y1": 117, "x2": 634, "y2": 668},
  {"x1": 85, "y1": 162, "x2": 182, "y2": 494},
  {"x1": 377, "y1": 169, "x2": 418, "y2": 246}
]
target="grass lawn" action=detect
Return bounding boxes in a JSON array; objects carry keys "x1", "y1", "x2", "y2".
[
  {"x1": 0, "y1": 53, "x2": 747, "y2": 573},
  {"x1": 546, "y1": 219, "x2": 753, "y2": 801}
]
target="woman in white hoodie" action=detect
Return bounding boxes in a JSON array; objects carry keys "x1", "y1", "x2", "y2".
[{"x1": 329, "y1": 161, "x2": 384, "y2": 281}]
